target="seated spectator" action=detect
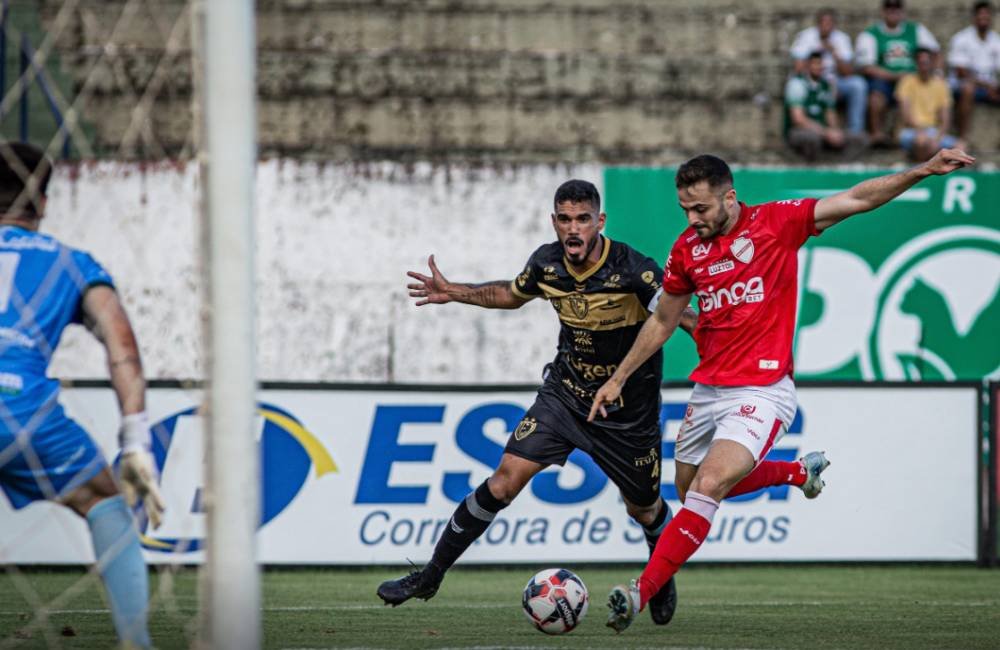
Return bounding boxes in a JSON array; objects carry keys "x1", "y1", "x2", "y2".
[
  {"x1": 856, "y1": 0, "x2": 940, "y2": 145},
  {"x1": 895, "y1": 48, "x2": 962, "y2": 161},
  {"x1": 790, "y1": 8, "x2": 868, "y2": 135},
  {"x1": 785, "y1": 52, "x2": 868, "y2": 161},
  {"x1": 948, "y1": 1, "x2": 1000, "y2": 142}
]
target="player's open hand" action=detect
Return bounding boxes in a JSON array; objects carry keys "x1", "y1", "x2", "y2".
[
  {"x1": 119, "y1": 450, "x2": 165, "y2": 529},
  {"x1": 407, "y1": 255, "x2": 454, "y2": 306},
  {"x1": 588, "y1": 380, "x2": 622, "y2": 422},
  {"x1": 924, "y1": 148, "x2": 975, "y2": 175}
]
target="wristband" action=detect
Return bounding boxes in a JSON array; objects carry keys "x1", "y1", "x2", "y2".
[{"x1": 120, "y1": 411, "x2": 151, "y2": 455}]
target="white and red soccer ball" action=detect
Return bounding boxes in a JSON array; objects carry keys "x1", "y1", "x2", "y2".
[{"x1": 521, "y1": 568, "x2": 589, "y2": 634}]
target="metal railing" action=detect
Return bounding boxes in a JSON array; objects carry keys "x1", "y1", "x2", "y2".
[{"x1": 0, "y1": 0, "x2": 71, "y2": 158}]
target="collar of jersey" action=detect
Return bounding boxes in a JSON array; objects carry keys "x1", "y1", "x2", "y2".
[
  {"x1": 563, "y1": 235, "x2": 611, "y2": 282},
  {"x1": 877, "y1": 21, "x2": 908, "y2": 36}
]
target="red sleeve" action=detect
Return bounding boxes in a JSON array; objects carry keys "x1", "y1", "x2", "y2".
[
  {"x1": 769, "y1": 198, "x2": 820, "y2": 249},
  {"x1": 661, "y1": 238, "x2": 694, "y2": 295}
]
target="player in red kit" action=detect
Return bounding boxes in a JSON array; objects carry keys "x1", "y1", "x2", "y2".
[{"x1": 590, "y1": 147, "x2": 975, "y2": 633}]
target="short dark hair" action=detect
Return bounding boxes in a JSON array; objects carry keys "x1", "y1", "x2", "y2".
[
  {"x1": 914, "y1": 47, "x2": 934, "y2": 58},
  {"x1": 816, "y1": 7, "x2": 837, "y2": 20},
  {"x1": 675, "y1": 155, "x2": 733, "y2": 191},
  {"x1": 883, "y1": 0, "x2": 903, "y2": 8},
  {"x1": 554, "y1": 179, "x2": 600, "y2": 211},
  {"x1": 973, "y1": 1, "x2": 993, "y2": 13},
  {"x1": 808, "y1": 50, "x2": 825, "y2": 60},
  {"x1": 0, "y1": 142, "x2": 51, "y2": 217}
]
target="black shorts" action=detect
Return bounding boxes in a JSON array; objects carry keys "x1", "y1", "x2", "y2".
[{"x1": 504, "y1": 391, "x2": 662, "y2": 507}]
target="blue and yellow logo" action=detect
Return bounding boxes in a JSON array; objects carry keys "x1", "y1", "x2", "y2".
[{"x1": 126, "y1": 402, "x2": 336, "y2": 553}]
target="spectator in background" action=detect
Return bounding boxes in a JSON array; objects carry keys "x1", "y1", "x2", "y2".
[
  {"x1": 949, "y1": 1, "x2": 1000, "y2": 142},
  {"x1": 895, "y1": 48, "x2": 962, "y2": 161},
  {"x1": 783, "y1": 52, "x2": 839, "y2": 160},
  {"x1": 790, "y1": 8, "x2": 868, "y2": 135},
  {"x1": 785, "y1": 52, "x2": 867, "y2": 161},
  {"x1": 856, "y1": 0, "x2": 940, "y2": 145}
]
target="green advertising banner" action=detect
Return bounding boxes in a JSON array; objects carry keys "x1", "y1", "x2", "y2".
[{"x1": 604, "y1": 168, "x2": 1000, "y2": 382}]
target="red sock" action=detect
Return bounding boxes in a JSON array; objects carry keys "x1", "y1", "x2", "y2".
[
  {"x1": 638, "y1": 492, "x2": 717, "y2": 608},
  {"x1": 726, "y1": 460, "x2": 805, "y2": 498}
]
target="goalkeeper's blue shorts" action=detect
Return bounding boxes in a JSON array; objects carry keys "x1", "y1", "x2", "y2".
[{"x1": 0, "y1": 403, "x2": 106, "y2": 509}]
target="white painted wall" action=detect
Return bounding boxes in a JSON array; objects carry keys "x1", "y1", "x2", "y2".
[{"x1": 44, "y1": 161, "x2": 602, "y2": 382}]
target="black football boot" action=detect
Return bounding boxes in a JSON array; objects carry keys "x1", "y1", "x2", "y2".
[
  {"x1": 647, "y1": 576, "x2": 677, "y2": 625},
  {"x1": 376, "y1": 565, "x2": 444, "y2": 606}
]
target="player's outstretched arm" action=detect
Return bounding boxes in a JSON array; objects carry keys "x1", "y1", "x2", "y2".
[
  {"x1": 406, "y1": 254, "x2": 530, "y2": 309},
  {"x1": 82, "y1": 286, "x2": 165, "y2": 528},
  {"x1": 813, "y1": 148, "x2": 975, "y2": 232},
  {"x1": 588, "y1": 291, "x2": 691, "y2": 422}
]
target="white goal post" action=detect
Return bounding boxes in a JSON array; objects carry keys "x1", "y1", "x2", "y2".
[{"x1": 198, "y1": 1, "x2": 260, "y2": 648}]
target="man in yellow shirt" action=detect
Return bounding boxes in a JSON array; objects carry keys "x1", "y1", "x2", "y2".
[{"x1": 895, "y1": 48, "x2": 964, "y2": 160}]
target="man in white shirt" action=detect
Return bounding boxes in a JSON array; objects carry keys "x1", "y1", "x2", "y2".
[
  {"x1": 790, "y1": 8, "x2": 868, "y2": 134},
  {"x1": 856, "y1": 0, "x2": 941, "y2": 144},
  {"x1": 949, "y1": 1, "x2": 1000, "y2": 140}
]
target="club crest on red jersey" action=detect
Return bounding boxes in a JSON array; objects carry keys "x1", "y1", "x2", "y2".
[{"x1": 730, "y1": 237, "x2": 754, "y2": 264}]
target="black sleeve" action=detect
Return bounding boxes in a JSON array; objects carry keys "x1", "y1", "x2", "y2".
[
  {"x1": 510, "y1": 246, "x2": 546, "y2": 300},
  {"x1": 631, "y1": 251, "x2": 665, "y2": 313}
]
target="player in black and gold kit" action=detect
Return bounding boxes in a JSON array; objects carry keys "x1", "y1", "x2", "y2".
[
  {"x1": 378, "y1": 180, "x2": 695, "y2": 626},
  {"x1": 507, "y1": 228, "x2": 677, "y2": 507}
]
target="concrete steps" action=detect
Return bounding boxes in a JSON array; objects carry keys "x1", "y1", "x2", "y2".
[{"x1": 37, "y1": 0, "x2": 1000, "y2": 163}]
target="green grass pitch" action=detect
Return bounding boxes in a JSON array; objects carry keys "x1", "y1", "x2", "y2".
[{"x1": 2, "y1": 565, "x2": 999, "y2": 648}]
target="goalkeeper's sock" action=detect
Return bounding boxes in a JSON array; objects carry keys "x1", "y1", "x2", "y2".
[
  {"x1": 429, "y1": 480, "x2": 508, "y2": 573},
  {"x1": 641, "y1": 497, "x2": 672, "y2": 557},
  {"x1": 86, "y1": 495, "x2": 151, "y2": 649},
  {"x1": 638, "y1": 491, "x2": 718, "y2": 610},
  {"x1": 726, "y1": 460, "x2": 805, "y2": 498}
]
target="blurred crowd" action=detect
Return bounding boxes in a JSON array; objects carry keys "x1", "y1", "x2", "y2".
[{"x1": 784, "y1": 0, "x2": 999, "y2": 161}]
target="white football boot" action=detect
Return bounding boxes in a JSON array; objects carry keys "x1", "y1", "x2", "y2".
[
  {"x1": 799, "y1": 451, "x2": 830, "y2": 499},
  {"x1": 606, "y1": 579, "x2": 641, "y2": 633}
]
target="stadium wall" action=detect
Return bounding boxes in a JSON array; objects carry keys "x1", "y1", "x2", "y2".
[
  {"x1": 42, "y1": 161, "x2": 999, "y2": 385},
  {"x1": 44, "y1": 161, "x2": 585, "y2": 383},
  {"x1": 30, "y1": 0, "x2": 1000, "y2": 163}
]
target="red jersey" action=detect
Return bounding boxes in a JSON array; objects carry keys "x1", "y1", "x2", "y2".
[{"x1": 662, "y1": 198, "x2": 819, "y2": 386}]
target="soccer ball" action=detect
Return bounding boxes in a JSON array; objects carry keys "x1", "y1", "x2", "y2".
[{"x1": 521, "y1": 568, "x2": 589, "y2": 635}]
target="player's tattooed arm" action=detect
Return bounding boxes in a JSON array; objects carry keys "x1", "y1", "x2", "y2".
[
  {"x1": 678, "y1": 306, "x2": 698, "y2": 337},
  {"x1": 81, "y1": 285, "x2": 146, "y2": 415},
  {"x1": 407, "y1": 255, "x2": 530, "y2": 309},
  {"x1": 814, "y1": 148, "x2": 975, "y2": 232},
  {"x1": 448, "y1": 280, "x2": 529, "y2": 309}
]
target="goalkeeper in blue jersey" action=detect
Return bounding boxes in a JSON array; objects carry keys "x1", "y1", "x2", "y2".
[{"x1": 0, "y1": 142, "x2": 164, "y2": 649}]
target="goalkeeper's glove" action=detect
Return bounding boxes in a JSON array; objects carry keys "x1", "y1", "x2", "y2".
[{"x1": 118, "y1": 412, "x2": 165, "y2": 529}]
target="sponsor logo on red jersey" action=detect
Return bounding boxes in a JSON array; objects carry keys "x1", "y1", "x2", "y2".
[
  {"x1": 696, "y1": 276, "x2": 765, "y2": 312},
  {"x1": 708, "y1": 260, "x2": 735, "y2": 276},
  {"x1": 692, "y1": 242, "x2": 713, "y2": 260}
]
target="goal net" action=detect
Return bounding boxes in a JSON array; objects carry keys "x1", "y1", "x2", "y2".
[{"x1": 0, "y1": 1, "x2": 258, "y2": 648}]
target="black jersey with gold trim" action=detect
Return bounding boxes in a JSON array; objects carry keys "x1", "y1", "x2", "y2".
[{"x1": 511, "y1": 236, "x2": 664, "y2": 432}]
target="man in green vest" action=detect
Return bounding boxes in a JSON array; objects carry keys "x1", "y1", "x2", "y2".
[
  {"x1": 856, "y1": 0, "x2": 940, "y2": 144},
  {"x1": 785, "y1": 52, "x2": 868, "y2": 160}
]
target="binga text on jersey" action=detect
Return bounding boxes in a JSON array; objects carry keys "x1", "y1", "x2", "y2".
[{"x1": 511, "y1": 236, "x2": 664, "y2": 431}]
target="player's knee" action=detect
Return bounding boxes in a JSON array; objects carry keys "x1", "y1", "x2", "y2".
[
  {"x1": 62, "y1": 469, "x2": 119, "y2": 517},
  {"x1": 625, "y1": 500, "x2": 659, "y2": 527},
  {"x1": 486, "y1": 470, "x2": 526, "y2": 504},
  {"x1": 688, "y1": 473, "x2": 728, "y2": 501}
]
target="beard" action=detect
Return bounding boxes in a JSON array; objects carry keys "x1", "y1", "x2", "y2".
[{"x1": 564, "y1": 235, "x2": 597, "y2": 264}]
